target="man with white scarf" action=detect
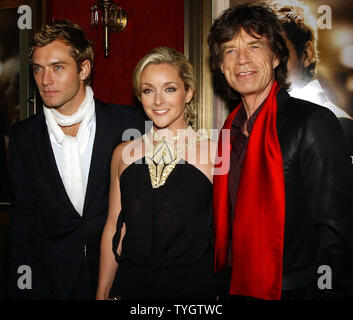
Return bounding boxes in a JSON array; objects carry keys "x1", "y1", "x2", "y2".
[{"x1": 8, "y1": 20, "x2": 145, "y2": 299}]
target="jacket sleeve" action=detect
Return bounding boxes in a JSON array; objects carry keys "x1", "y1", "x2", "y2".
[
  {"x1": 299, "y1": 107, "x2": 353, "y2": 299},
  {"x1": 7, "y1": 128, "x2": 36, "y2": 299}
]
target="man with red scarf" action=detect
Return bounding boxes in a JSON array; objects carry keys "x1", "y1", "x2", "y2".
[{"x1": 208, "y1": 3, "x2": 353, "y2": 300}]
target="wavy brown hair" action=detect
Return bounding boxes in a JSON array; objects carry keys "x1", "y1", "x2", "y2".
[
  {"x1": 269, "y1": 0, "x2": 317, "y2": 82},
  {"x1": 30, "y1": 20, "x2": 94, "y2": 85},
  {"x1": 208, "y1": 2, "x2": 290, "y2": 100}
]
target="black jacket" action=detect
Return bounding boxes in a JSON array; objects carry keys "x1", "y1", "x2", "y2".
[
  {"x1": 275, "y1": 90, "x2": 353, "y2": 298},
  {"x1": 7, "y1": 100, "x2": 145, "y2": 299}
]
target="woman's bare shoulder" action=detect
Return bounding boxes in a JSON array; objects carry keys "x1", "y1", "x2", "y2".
[{"x1": 111, "y1": 138, "x2": 144, "y2": 174}]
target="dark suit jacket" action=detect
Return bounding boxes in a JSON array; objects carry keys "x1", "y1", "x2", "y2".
[
  {"x1": 275, "y1": 90, "x2": 353, "y2": 299},
  {"x1": 7, "y1": 99, "x2": 145, "y2": 299},
  {"x1": 338, "y1": 118, "x2": 353, "y2": 157}
]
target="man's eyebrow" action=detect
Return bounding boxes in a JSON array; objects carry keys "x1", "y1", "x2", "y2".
[
  {"x1": 31, "y1": 61, "x2": 69, "y2": 66},
  {"x1": 221, "y1": 38, "x2": 264, "y2": 50},
  {"x1": 248, "y1": 39, "x2": 263, "y2": 45},
  {"x1": 49, "y1": 61, "x2": 69, "y2": 66},
  {"x1": 221, "y1": 43, "x2": 236, "y2": 51}
]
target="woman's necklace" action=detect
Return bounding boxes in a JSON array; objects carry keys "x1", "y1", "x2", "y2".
[{"x1": 143, "y1": 126, "x2": 204, "y2": 188}]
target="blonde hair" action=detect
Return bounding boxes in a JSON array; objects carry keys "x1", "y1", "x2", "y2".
[{"x1": 133, "y1": 47, "x2": 196, "y2": 127}]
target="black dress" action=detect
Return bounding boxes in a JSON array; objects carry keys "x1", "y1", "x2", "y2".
[{"x1": 112, "y1": 158, "x2": 227, "y2": 300}]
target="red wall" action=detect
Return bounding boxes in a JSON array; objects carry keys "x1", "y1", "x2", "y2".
[{"x1": 47, "y1": 0, "x2": 184, "y2": 105}]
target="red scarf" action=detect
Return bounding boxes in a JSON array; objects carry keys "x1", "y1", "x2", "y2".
[{"x1": 213, "y1": 81, "x2": 285, "y2": 300}]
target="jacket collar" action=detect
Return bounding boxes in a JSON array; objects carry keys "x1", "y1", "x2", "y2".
[
  {"x1": 34, "y1": 99, "x2": 113, "y2": 217},
  {"x1": 34, "y1": 112, "x2": 78, "y2": 216},
  {"x1": 276, "y1": 89, "x2": 290, "y2": 135},
  {"x1": 83, "y1": 100, "x2": 114, "y2": 213}
]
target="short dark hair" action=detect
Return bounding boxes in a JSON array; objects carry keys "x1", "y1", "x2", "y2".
[
  {"x1": 208, "y1": 2, "x2": 290, "y2": 100},
  {"x1": 30, "y1": 20, "x2": 94, "y2": 85},
  {"x1": 269, "y1": 0, "x2": 317, "y2": 81}
]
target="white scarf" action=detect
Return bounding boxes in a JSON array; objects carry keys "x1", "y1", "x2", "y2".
[{"x1": 44, "y1": 86, "x2": 95, "y2": 216}]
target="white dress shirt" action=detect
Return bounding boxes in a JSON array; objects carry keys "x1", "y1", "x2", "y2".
[{"x1": 46, "y1": 110, "x2": 96, "y2": 203}]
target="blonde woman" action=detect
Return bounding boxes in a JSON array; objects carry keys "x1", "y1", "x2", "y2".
[{"x1": 96, "y1": 47, "x2": 227, "y2": 300}]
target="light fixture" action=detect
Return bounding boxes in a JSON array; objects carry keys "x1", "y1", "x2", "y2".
[{"x1": 91, "y1": 0, "x2": 127, "y2": 58}]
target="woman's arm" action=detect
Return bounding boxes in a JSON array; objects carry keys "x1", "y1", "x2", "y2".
[{"x1": 96, "y1": 143, "x2": 127, "y2": 300}]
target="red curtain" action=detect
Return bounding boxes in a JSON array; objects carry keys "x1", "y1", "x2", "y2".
[{"x1": 47, "y1": 0, "x2": 184, "y2": 105}]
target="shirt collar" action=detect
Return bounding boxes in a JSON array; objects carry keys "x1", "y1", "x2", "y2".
[{"x1": 231, "y1": 100, "x2": 265, "y2": 135}]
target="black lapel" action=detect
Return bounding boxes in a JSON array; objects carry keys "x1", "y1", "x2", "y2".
[
  {"x1": 83, "y1": 101, "x2": 114, "y2": 213},
  {"x1": 33, "y1": 113, "x2": 79, "y2": 216},
  {"x1": 276, "y1": 89, "x2": 290, "y2": 135}
]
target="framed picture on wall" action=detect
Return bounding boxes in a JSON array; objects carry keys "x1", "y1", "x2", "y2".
[{"x1": 0, "y1": 0, "x2": 45, "y2": 208}]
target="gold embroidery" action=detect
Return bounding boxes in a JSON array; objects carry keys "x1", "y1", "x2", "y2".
[{"x1": 143, "y1": 127, "x2": 207, "y2": 188}]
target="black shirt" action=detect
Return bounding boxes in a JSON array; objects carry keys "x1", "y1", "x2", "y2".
[{"x1": 228, "y1": 103, "x2": 264, "y2": 220}]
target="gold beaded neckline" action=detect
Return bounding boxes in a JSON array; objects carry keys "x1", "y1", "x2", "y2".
[{"x1": 143, "y1": 126, "x2": 205, "y2": 188}]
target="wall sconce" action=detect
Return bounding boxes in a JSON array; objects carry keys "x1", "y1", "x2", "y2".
[{"x1": 91, "y1": 0, "x2": 127, "y2": 57}]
